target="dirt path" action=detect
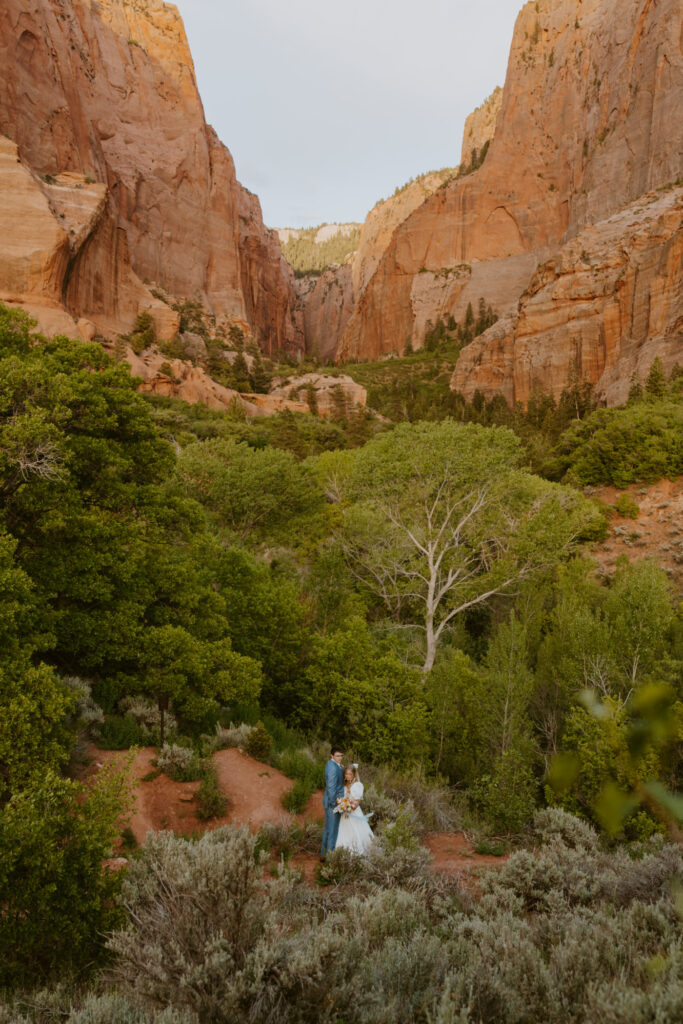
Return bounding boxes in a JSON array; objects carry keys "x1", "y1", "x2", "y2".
[{"x1": 88, "y1": 746, "x2": 506, "y2": 877}]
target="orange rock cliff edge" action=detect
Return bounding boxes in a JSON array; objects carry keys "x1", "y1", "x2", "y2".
[
  {"x1": 327, "y1": 0, "x2": 681, "y2": 405},
  {"x1": 0, "y1": 0, "x2": 303, "y2": 356}
]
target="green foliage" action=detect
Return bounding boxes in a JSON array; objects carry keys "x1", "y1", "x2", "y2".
[
  {"x1": 459, "y1": 137, "x2": 491, "y2": 176},
  {"x1": 97, "y1": 714, "x2": 144, "y2": 750},
  {"x1": 280, "y1": 224, "x2": 361, "y2": 275},
  {"x1": 613, "y1": 492, "x2": 640, "y2": 518},
  {"x1": 175, "y1": 437, "x2": 323, "y2": 542},
  {"x1": 126, "y1": 312, "x2": 156, "y2": 355},
  {"x1": 244, "y1": 720, "x2": 272, "y2": 762},
  {"x1": 0, "y1": 531, "x2": 77, "y2": 801},
  {"x1": 0, "y1": 764, "x2": 130, "y2": 987},
  {"x1": 194, "y1": 767, "x2": 227, "y2": 820},
  {"x1": 554, "y1": 395, "x2": 683, "y2": 486},
  {"x1": 277, "y1": 749, "x2": 325, "y2": 812},
  {"x1": 302, "y1": 617, "x2": 429, "y2": 764}
]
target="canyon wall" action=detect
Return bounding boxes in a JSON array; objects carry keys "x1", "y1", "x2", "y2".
[
  {"x1": 0, "y1": 0, "x2": 302, "y2": 354},
  {"x1": 297, "y1": 169, "x2": 459, "y2": 360},
  {"x1": 336, "y1": 0, "x2": 682, "y2": 402},
  {"x1": 459, "y1": 87, "x2": 502, "y2": 167}
]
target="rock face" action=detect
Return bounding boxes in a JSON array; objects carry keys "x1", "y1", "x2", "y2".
[
  {"x1": 459, "y1": 87, "x2": 502, "y2": 167},
  {"x1": 0, "y1": 0, "x2": 302, "y2": 354},
  {"x1": 294, "y1": 169, "x2": 458, "y2": 360},
  {"x1": 336, "y1": 0, "x2": 683, "y2": 400},
  {"x1": 295, "y1": 265, "x2": 356, "y2": 363},
  {"x1": 453, "y1": 185, "x2": 683, "y2": 406}
]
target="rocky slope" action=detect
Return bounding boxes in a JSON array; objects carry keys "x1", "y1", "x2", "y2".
[
  {"x1": 0, "y1": 0, "x2": 302, "y2": 355},
  {"x1": 336, "y1": 0, "x2": 683, "y2": 402}
]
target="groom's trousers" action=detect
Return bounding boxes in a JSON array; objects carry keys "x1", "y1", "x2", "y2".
[{"x1": 321, "y1": 805, "x2": 340, "y2": 856}]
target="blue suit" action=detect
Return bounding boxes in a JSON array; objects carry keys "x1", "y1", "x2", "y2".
[{"x1": 321, "y1": 758, "x2": 344, "y2": 856}]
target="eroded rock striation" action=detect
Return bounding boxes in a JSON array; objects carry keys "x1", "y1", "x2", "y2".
[
  {"x1": 0, "y1": 0, "x2": 302, "y2": 354},
  {"x1": 452, "y1": 185, "x2": 683, "y2": 406},
  {"x1": 336, "y1": 0, "x2": 682, "y2": 402}
]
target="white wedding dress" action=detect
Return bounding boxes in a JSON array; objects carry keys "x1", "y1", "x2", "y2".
[{"x1": 335, "y1": 781, "x2": 374, "y2": 854}]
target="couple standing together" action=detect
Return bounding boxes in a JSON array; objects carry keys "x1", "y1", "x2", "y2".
[{"x1": 320, "y1": 746, "x2": 374, "y2": 858}]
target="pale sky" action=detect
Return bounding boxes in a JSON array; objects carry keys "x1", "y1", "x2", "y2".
[{"x1": 175, "y1": 0, "x2": 522, "y2": 229}]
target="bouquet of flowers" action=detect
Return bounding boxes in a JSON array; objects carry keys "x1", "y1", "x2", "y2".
[{"x1": 334, "y1": 795, "x2": 356, "y2": 817}]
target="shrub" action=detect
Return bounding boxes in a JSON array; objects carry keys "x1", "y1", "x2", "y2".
[
  {"x1": 281, "y1": 777, "x2": 313, "y2": 813},
  {"x1": 277, "y1": 748, "x2": 325, "y2": 812},
  {"x1": 613, "y1": 492, "x2": 640, "y2": 518},
  {"x1": 532, "y1": 807, "x2": 599, "y2": 851},
  {"x1": 244, "y1": 720, "x2": 272, "y2": 761},
  {"x1": 117, "y1": 697, "x2": 177, "y2": 743},
  {"x1": 194, "y1": 768, "x2": 227, "y2": 820},
  {"x1": 97, "y1": 714, "x2": 144, "y2": 750},
  {"x1": 215, "y1": 721, "x2": 254, "y2": 748},
  {"x1": 378, "y1": 807, "x2": 421, "y2": 852},
  {"x1": 156, "y1": 743, "x2": 203, "y2": 781}
]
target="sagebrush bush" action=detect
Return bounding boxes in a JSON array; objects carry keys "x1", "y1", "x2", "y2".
[
  {"x1": 214, "y1": 721, "x2": 253, "y2": 748},
  {"x1": 97, "y1": 818, "x2": 683, "y2": 1024},
  {"x1": 362, "y1": 765, "x2": 463, "y2": 834},
  {"x1": 155, "y1": 743, "x2": 202, "y2": 781},
  {"x1": 118, "y1": 698, "x2": 177, "y2": 744}
]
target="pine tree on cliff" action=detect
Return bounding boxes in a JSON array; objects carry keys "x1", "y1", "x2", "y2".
[{"x1": 645, "y1": 357, "x2": 667, "y2": 399}]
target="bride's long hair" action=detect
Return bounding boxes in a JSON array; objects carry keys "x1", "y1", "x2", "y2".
[{"x1": 344, "y1": 764, "x2": 358, "y2": 786}]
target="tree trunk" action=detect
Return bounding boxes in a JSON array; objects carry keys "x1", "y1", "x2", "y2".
[{"x1": 423, "y1": 615, "x2": 437, "y2": 673}]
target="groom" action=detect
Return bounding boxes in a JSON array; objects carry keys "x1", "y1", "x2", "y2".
[{"x1": 320, "y1": 746, "x2": 344, "y2": 859}]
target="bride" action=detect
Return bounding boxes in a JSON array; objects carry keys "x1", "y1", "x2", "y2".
[{"x1": 335, "y1": 764, "x2": 373, "y2": 855}]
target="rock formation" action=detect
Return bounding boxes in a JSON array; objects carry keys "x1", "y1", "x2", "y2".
[
  {"x1": 0, "y1": 0, "x2": 302, "y2": 355},
  {"x1": 335, "y1": 0, "x2": 683, "y2": 403},
  {"x1": 294, "y1": 169, "x2": 458, "y2": 361},
  {"x1": 453, "y1": 184, "x2": 683, "y2": 405},
  {"x1": 459, "y1": 87, "x2": 502, "y2": 168},
  {"x1": 268, "y1": 373, "x2": 367, "y2": 416}
]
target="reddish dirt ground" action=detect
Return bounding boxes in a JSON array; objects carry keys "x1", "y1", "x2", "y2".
[
  {"x1": 591, "y1": 477, "x2": 682, "y2": 588},
  {"x1": 89, "y1": 746, "x2": 506, "y2": 878}
]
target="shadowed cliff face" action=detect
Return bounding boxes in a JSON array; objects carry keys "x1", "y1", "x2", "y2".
[
  {"x1": 334, "y1": 0, "x2": 682, "y2": 402},
  {"x1": 0, "y1": 0, "x2": 302, "y2": 353}
]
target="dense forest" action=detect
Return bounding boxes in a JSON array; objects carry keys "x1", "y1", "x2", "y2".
[
  {"x1": 279, "y1": 225, "x2": 362, "y2": 276},
  {"x1": 0, "y1": 302, "x2": 681, "y2": 1022}
]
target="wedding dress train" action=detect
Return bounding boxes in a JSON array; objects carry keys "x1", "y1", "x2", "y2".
[{"x1": 335, "y1": 780, "x2": 373, "y2": 855}]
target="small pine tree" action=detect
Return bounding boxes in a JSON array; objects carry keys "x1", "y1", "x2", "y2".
[
  {"x1": 306, "y1": 382, "x2": 319, "y2": 415},
  {"x1": 244, "y1": 721, "x2": 272, "y2": 762},
  {"x1": 232, "y1": 352, "x2": 251, "y2": 392},
  {"x1": 627, "y1": 372, "x2": 643, "y2": 403},
  {"x1": 645, "y1": 356, "x2": 666, "y2": 398},
  {"x1": 250, "y1": 351, "x2": 271, "y2": 393}
]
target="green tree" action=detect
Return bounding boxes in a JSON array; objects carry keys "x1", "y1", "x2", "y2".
[
  {"x1": 645, "y1": 356, "x2": 667, "y2": 399},
  {"x1": 302, "y1": 617, "x2": 429, "y2": 765},
  {"x1": 322, "y1": 421, "x2": 597, "y2": 671},
  {"x1": 0, "y1": 531, "x2": 76, "y2": 802},
  {"x1": 176, "y1": 437, "x2": 322, "y2": 542},
  {"x1": 0, "y1": 764, "x2": 130, "y2": 987},
  {"x1": 141, "y1": 624, "x2": 262, "y2": 738}
]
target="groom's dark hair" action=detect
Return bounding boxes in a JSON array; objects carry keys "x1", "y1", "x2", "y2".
[{"x1": 331, "y1": 746, "x2": 344, "y2": 756}]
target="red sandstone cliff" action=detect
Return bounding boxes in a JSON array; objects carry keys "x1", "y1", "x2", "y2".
[
  {"x1": 0, "y1": 0, "x2": 302, "y2": 354},
  {"x1": 336, "y1": 0, "x2": 682, "y2": 402}
]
